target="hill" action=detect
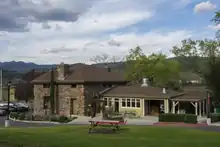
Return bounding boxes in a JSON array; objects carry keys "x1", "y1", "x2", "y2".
[
  {"x1": 0, "y1": 61, "x2": 55, "y2": 73},
  {"x1": 0, "y1": 57, "x2": 206, "y2": 82}
]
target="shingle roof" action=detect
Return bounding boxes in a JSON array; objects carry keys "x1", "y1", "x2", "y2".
[
  {"x1": 171, "y1": 91, "x2": 207, "y2": 101},
  {"x1": 31, "y1": 63, "x2": 127, "y2": 84},
  {"x1": 102, "y1": 84, "x2": 184, "y2": 99},
  {"x1": 22, "y1": 70, "x2": 45, "y2": 82},
  {"x1": 171, "y1": 85, "x2": 208, "y2": 101}
]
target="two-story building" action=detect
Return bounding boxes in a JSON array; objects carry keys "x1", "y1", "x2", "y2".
[{"x1": 31, "y1": 63, "x2": 127, "y2": 116}]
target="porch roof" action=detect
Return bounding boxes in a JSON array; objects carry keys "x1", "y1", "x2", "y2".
[
  {"x1": 170, "y1": 91, "x2": 207, "y2": 102},
  {"x1": 102, "y1": 84, "x2": 184, "y2": 99}
]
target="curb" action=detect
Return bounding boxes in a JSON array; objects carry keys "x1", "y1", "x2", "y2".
[{"x1": 9, "y1": 117, "x2": 60, "y2": 124}]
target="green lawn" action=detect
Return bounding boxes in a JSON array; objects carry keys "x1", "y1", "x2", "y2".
[{"x1": 1, "y1": 126, "x2": 220, "y2": 147}]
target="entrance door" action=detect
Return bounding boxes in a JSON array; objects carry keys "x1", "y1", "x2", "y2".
[
  {"x1": 70, "y1": 99, "x2": 76, "y2": 115},
  {"x1": 115, "y1": 101, "x2": 119, "y2": 112}
]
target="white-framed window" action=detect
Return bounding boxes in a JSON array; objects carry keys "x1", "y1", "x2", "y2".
[
  {"x1": 104, "y1": 97, "x2": 114, "y2": 107},
  {"x1": 122, "y1": 99, "x2": 126, "y2": 107},
  {"x1": 121, "y1": 98, "x2": 141, "y2": 108}
]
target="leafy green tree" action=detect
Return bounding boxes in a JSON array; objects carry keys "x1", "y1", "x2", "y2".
[
  {"x1": 171, "y1": 11, "x2": 220, "y2": 104},
  {"x1": 212, "y1": 11, "x2": 220, "y2": 24},
  {"x1": 125, "y1": 46, "x2": 180, "y2": 87},
  {"x1": 213, "y1": 11, "x2": 220, "y2": 39}
]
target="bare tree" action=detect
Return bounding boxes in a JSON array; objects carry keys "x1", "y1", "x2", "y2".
[{"x1": 90, "y1": 53, "x2": 123, "y2": 63}]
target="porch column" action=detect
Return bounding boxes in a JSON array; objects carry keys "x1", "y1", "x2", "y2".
[
  {"x1": 195, "y1": 102, "x2": 198, "y2": 116},
  {"x1": 100, "y1": 101, "x2": 104, "y2": 115},
  {"x1": 142, "y1": 99, "x2": 145, "y2": 116},
  {"x1": 199, "y1": 101, "x2": 202, "y2": 116},
  {"x1": 164, "y1": 99, "x2": 169, "y2": 113},
  {"x1": 111, "y1": 99, "x2": 115, "y2": 110},
  {"x1": 172, "y1": 101, "x2": 175, "y2": 113},
  {"x1": 203, "y1": 100, "x2": 205, "y2": 116}
]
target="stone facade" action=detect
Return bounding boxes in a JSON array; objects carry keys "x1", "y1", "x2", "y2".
[
  {"x1": 33, "y1": 83, "x2": 107, "y2": 116},
  {"x1": 32, "y1": 62, "x2": 126, "y2": 117},
  {"x1": 33, "y1": 85, "x2": 50, "y2": 116},
  {"x1": 57, "y1": 84, "x2": 85, "y2": 116}
]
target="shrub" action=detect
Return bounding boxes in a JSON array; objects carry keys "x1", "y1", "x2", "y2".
[
  {"x1": 184, "y1": 114, "x2": 197, "y2": 124},
  {"x1": 159, "y1": 114, "x2": 185, "y2": 122},
  {"x1": 57, "y1": 115, "x2": 69, "y2": 123},
  {"x1": 18, "y1": 113, "x2": 25, "y2": 120},
  {"x1": 210, "y1": 113, "x2": 220, "y2": 123},
  {"x1": 43, "y1": 115, "x2": 50, "y2": 121},
  {"x1": 50, "y1": 115, "x2": 58, "y2": 122},
  {"x1": 109, "y1": 116, "x2": 124, "y2": 122},
  {"x1": 10, "y1": 112, "x2": 19, "y2": 119},
  {"x1": 33, "y1": 115, "x2": 44, "y2": 121},
  {"x1": 159, "y1": 113, "x2": 197, "y2": 124}
]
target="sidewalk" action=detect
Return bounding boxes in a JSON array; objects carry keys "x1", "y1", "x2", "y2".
[
  {"x1": 68, "y1": 116, "x2": 157, "y2": 125},
  {"x1": 208, "y1": 122, "x2": 220, "y2": 126}
]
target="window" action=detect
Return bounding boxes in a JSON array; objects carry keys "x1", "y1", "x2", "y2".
[
  {"x1": 104, "y1": 98, "x2": 107, "y2": 106},
  {"x1": 132, "y1": 99, "x2": 135, "y2": 107},
  {"x1": 43, "y1": 96, "x2": 50, "y2": 109},
  {"x1": 43, "y1": 84, "x2": 50, "y2": 88},
  {"x1": 136, "y1": 99, "x2": 140, "y2": 108},
  {"x1": 127, "y1": 99, "x2": 131, "y2": 107},
  {"x1": 122, "y1": 99, "x2": 126, "y2": 107},
  {"x1": 71, "y1": 84, "x2": 77, "y2": 88},
  {"x1": 121, "y1": 98, "x2": 141, "y2": 108}
]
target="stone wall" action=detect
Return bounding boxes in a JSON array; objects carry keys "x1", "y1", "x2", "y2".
[
  {"x1": 57, "y1": 84, "x2": 84, "y2": 116},
  {"x1": 33, "y1": 83, "x2": 112, "y2": 116},
  {"x1": 33, "y1": 85, "x2": 50, "y2": 116}
]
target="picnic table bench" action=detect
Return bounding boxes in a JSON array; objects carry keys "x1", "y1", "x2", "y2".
[{"x1": 88, "y1": 119, "x2": 127, "y2": 133}]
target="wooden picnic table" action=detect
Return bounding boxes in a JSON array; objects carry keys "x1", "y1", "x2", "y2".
[{"x1": 88, "y1": 119, "x2": 127, "y2": 133}]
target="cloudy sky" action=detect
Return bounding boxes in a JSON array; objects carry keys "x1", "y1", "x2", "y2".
[{"x1": 0, "y1": 0, "x2": 219, "y2": 64}]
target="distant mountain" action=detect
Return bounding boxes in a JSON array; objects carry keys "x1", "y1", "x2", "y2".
[
  {"x1": 0, "y1": 57, "x2": 207, "y2": 73},
  {"x1": 0, "y1": 61, "x2": 55, "y2": 73}
]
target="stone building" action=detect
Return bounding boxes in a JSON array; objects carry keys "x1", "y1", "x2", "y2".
[{"x1": 31, "y1": 63, "x2": 127, "y2": 116}]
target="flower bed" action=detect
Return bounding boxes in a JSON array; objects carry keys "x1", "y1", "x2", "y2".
[{"x1": 10, "y1": 112, "x2": 77, "y2": 123}]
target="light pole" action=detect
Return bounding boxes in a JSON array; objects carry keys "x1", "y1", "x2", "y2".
[{"x1": 5, "y1": 81, "x2": 12, "y2": 127}]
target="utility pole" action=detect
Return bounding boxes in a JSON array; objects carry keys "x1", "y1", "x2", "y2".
[
  {"x1": 50, "y1": 68, "x2": 55, "y2": 115},
  {"x1": 0, "y1": 69, "x2": 2, "y2": 102}
]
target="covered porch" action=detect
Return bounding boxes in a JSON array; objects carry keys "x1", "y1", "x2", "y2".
[{"x1": 170, "y1": 96, "x2": 207, "y2": 116}]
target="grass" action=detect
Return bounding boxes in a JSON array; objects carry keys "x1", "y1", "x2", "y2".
[{"x1": 1, "y1": 126, "x2": 220, "y2": 147}]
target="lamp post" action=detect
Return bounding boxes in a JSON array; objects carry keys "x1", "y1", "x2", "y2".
[{"x1": 5, "y1": 81, "x2": 12, "y2": 127}]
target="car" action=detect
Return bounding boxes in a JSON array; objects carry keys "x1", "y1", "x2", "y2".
[
  {"x1": 0, "y1": 109, "x2": 6, "y2": 116},
  {"x1": 13, "y1": 102, "x2": 29, "y2": 113},
  {"x1": 0, "y1": 102, "x2": 29, "y2": 113}
]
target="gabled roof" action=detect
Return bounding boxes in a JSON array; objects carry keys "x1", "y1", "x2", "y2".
[
  {"x1": 22, "y1": 69, "x2": 45, "y2": 82},
  {"x1": 171, "y1": 91, "x2": 207, "y2": 101},
  {"x1": 171, "y1": 85, "x2": 208, "y2": 101},
  {"x1": 31, "y1": 63, "x2": 127, "y2": 84},
  {"x1": 102, "y1": 84, "x2": 184, "y2": 99}
]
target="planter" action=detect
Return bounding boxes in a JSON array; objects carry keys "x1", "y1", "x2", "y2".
[{"x1": 214, "y1": 107, "x2": 220, "y2": 113}]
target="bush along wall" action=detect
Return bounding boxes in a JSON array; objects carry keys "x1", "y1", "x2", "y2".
[
  {"x1": 9, "y1": 112, "x2": 77, "y2": 123},
  {"x1": 159, "y1": 113, "x2": 197, "y2": 124},
  {"x1": 210, "y1": 113, "x2": 220, "y2": 123}
]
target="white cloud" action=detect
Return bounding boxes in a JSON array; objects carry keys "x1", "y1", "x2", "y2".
[
  {"x1": 1, "y1": 30, "x2": 192, "y2": 64},
  {"x1": 0, "y1": 0, "x2": 215, "y2": 65},
  {"x1": 194, "y1": 1, "x2": 217, "y2": 13},
  {"x1": 208, "y1": 24, "x2": 220, "y2": 30}
]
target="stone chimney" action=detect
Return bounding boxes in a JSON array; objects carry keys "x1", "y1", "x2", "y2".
[
  {"x1": 56, "y1": 62, "x2": 69, "y2": 80},
  {"x1": 162, "y1": 88, "x2": 166, "y2": 94},
  {"x1": 141, "y1": 78, "x2": 148, "y2": 87}
]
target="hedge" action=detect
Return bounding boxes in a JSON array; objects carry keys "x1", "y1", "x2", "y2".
[
  {"x1": 210, "y1": 113, "x2": 220, "y2": 123},
  {"x1": 159, "y1": 113, "x2": 197, "y2": 124},
  {"x1": 10, "y1": 112, "x2": 76, "y2": 123}
]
